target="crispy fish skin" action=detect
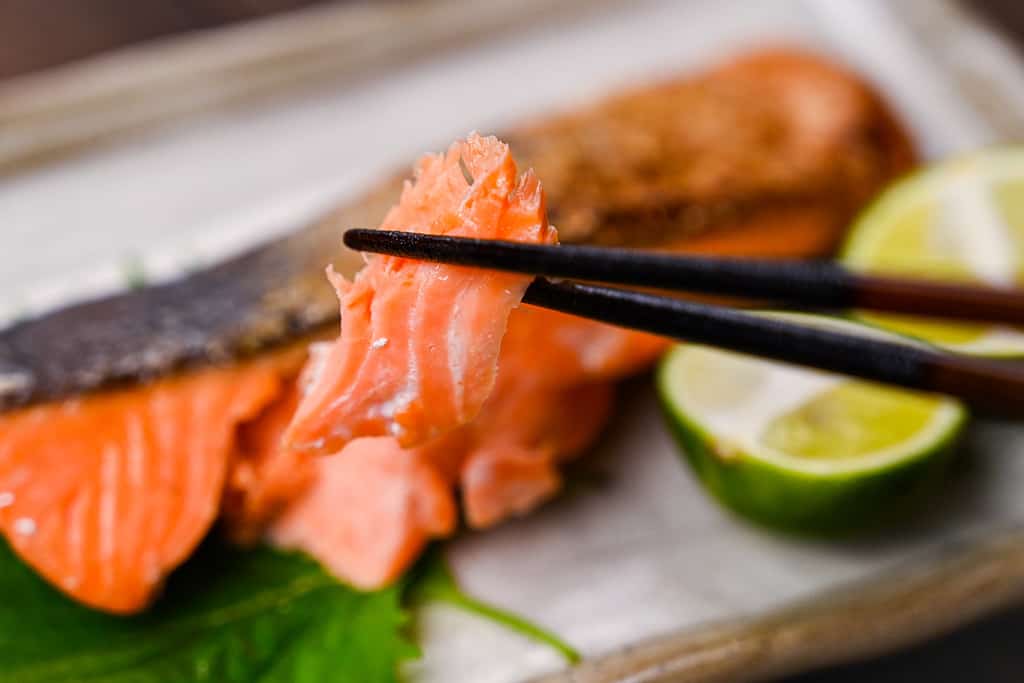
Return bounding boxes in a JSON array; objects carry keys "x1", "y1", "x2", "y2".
[{"x1": 0, "y1": 188, "x2": 383, "y2": 412}]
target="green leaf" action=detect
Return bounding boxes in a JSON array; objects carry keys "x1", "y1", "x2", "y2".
[
  {"x1": 0, "y1": 539, "x2": 417, "y2": 683},
  {"x1": 408, "y1": 548, "x2": 580, "y2": 664},
  {"x1": 120, "y1": 255, "x2": 147, "y2": 289}
]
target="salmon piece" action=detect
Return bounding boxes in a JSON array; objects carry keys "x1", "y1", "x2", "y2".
[
  {"x1": 460, "y1": 381, "x2": 614, "y2": 528},
  {"x1": 222, "y1": 384, "x2": 314, "y2": 544},
  {"x1": 256, "y1": 312, "x2": 621, "y2": 584},
  {"x1": 269, "y1": 437, "x2": 456, "y2": 590},
  {"x1": 0, "y1": 363, "x2": 283, "y2": 613},
  {"x1": 264, "y1": 378, "x2": 613, "y2": 583},
  {"x1": 249, "y1": 52, "x2": 914, "y2": 584},
  {"x1": 286, "y1": 134, "x2": 556, "y2": 453},
  {"x1": 502, "y1": 306, "x2": 669, "y2": 386},
  {"x1": 665, "y1": 205, "x2": 850, "y2": 259},
  {"x1": 508, "y1": 48, "x2": 914, "y2": 250},
  {"x1": 460, "y1": 444, "x2": 562, "y2": 530},
  {"x1": 0, "y1": 50, "x2": 920, "y2": 605}
]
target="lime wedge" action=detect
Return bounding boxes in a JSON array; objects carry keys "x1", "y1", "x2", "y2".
[
  {"x1": 657, "y1": 314, "x2": 967, "y2": 534},
  {"x1": 842, "y1": 148, "x2": 1024, "y2": 356}
]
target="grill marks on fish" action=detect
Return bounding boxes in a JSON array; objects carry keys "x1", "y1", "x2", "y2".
[{"x1": 285, "y1": 134, "x2": 556, "y2": 453}]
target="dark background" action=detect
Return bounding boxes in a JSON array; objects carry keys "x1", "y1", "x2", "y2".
[
  {"x1": 1, "y1": 1, "x2": 1023, "y2": 680},
  {"x1": 0, "y1": 0, "x2": 326, "y2": 79}
]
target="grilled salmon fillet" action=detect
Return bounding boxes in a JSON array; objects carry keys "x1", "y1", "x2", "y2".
[
  {"x1": 0, "y1": 48, "x2": 916, "y2": 608},
  {"x1": 286, "y1": 134, "x2": 556, "y2": 454}
]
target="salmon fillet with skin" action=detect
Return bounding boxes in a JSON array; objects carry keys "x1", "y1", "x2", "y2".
[
  {"x1": 0, "y1": 49, "x2": 918, "y2": 607},
  {"x1": 285, "y1": 134, "x2": 557, "y2": 454}
]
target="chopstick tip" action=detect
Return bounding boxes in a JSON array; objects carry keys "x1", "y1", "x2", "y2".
[{"x1": 343, "y1": 228, "x2": 373, "y2": 251}]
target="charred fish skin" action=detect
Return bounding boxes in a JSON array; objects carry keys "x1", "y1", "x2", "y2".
[
  {"x1": 0, "y1": 242, "x2": 304, "y2": 410},
  {"x1": 0, "y1": 49, "x2": 914, "y2": 413},
  {"x1": 0, "y1": 189, "x2": 385, "y2": 412}
]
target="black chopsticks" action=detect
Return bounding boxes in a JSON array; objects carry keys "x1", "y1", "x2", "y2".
[
  {"x1": 343, "y1": 229, "x2": 1024, "y2": 418},
  {"x1": 344, "y1": 229, "x2": 1024, "y2": 326}
]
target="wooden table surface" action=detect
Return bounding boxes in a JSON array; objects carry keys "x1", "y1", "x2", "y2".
[{"x1": 1, "y1": 1, "x2": 1023, "y2": 681}]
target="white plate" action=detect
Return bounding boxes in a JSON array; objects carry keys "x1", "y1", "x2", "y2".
[{"x1": 3, "y1": 1, "x2": 1024, "y2": 681}]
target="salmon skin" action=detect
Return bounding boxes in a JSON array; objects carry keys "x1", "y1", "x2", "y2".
[
  {"x1": 0, "y1": 223, "x2": 343, "y2": 412},
  {"x1": 0, "y1": 49, "x2": 917, "y2": 608},
  {"x1": 0, "y1": 188, "x2": 387, "y2": 412}
]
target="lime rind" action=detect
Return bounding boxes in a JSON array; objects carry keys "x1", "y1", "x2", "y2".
[
  {"x1": 658, "y1": 346, "x2": 965, "y2": 479},
  {"x1": 656, "y1": 313, "x2": 968, "y2": 534},
  {"x1": 657, "y1": 387, "x2": 964, "y2": 534}
]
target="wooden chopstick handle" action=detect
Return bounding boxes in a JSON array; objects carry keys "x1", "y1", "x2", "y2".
[
  {"x1": 523, "y1": 279, "x2": 1024, "y2": 417},
  {"x1": 927, "y1": 355, "x2": 1024, "y2": 416},
  {"x1": 852, "y1": 274, "x2": 1024, "y2": 326}
]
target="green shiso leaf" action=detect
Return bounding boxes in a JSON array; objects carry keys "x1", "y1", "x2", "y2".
[
  {"x1": 0, "y1": 538, "x2": 577, "y2": 683},
  {"x1": 408, "y1": 548, "x2": 580, "y2": 664},
  {"x1": 0, "y1": 539, "x2": 417, "y2": 683}
]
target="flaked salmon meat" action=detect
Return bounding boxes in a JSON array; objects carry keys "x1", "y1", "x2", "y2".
[
  {"x1": 0, "y1": 361, "x2": 290, "y2": 613},
  {"x1": 269, "y1": 437, "x2": 457, "y2": 590},
  {"x1": 285, "y1": 134, "x2": 557, "y2": 454},
  {"x1": 263, "y1": 370, "x2": 616, "y2": 588},
  {"x1": 254, "y1": 300, "x2": 643, "y2": 588}
]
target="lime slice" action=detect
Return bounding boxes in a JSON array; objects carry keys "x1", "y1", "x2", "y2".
[
  {"x1": 842, "y1": 147, "x2": 1024, "y2": 356},
  {"x1": 657, "y1": 314, "x2": 967, "y2": 534}
]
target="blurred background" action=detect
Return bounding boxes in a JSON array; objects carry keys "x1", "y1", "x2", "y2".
[
  {"x1": 0, "y1": 1, "x2": 324, "y2": 79},
  {"x1": 0, "y1": 0, "x2": 1020, "y2": 78},
  {"x1": 2, "y1": 1, "x2": 1024, "y2": 682}
]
